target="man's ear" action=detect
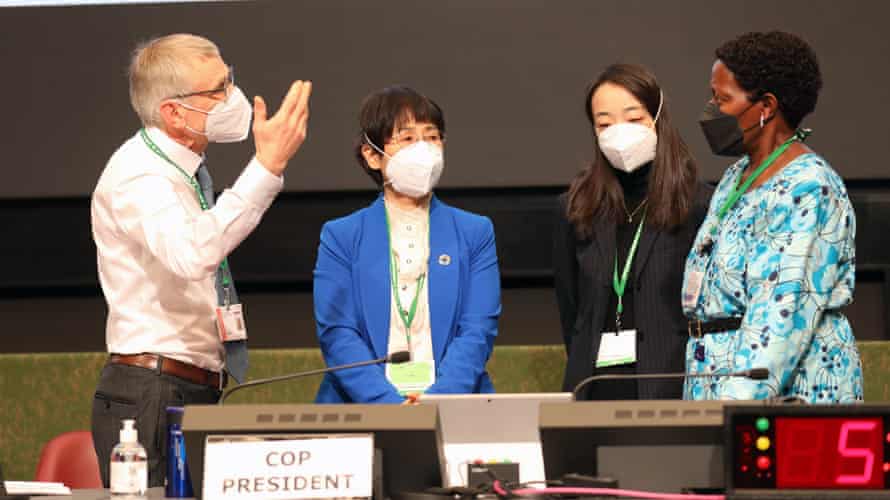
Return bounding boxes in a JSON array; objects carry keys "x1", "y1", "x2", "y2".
[{"x1": 159, "y1": 100, "x2": 186, "y2": 132}]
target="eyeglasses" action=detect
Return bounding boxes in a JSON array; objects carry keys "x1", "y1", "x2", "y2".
[{"x1": 170, "y1": 65, "x2": 234, "y2": 100}]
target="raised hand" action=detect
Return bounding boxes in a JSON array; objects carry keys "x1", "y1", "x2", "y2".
[{"x1": 253, "y1": 80, "x2": 312, "y2": 176}]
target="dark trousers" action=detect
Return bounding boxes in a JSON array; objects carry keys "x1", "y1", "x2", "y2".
[{"x1": 91, "y1": 363, "x2": 220, "y2": 488}]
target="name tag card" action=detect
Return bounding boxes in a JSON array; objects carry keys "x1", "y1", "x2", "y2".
[
  {"x1": 216, "y1": 304, "x2": 247, "y2": 342},
  {"x1": 595, "y1": 329, "x2": 637, "y2": 368},
  {"x1": 387, "y1": 360, "x2": 435, "y2": 395},
  {"x1": 683, "y1": 270, "x2": 705, "y2": 311},
  {"x1": 202, "y1": 434, "x2": 373, "y2": 500}
]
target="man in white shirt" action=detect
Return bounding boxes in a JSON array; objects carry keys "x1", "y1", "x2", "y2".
[{"x1": 90, "y1": 33, "x2": 311, "y2": 487}]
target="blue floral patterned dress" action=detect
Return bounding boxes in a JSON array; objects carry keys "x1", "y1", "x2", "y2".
[{"x1": 682, "y1": 152, "x2": 863, "y2": 403}]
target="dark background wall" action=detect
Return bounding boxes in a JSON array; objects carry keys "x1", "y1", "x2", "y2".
[
  {"x1": 3, "y1": 0, "x2": 890, "y2": 197},
  {"x1": 2, "y1": 0, "x2": 889, "y2": 353}
]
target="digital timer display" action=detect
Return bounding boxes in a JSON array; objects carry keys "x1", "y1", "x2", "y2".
[
  {"x1": 775, "y1": 417, "x2": 883, "y2": 489},
  {"x1": 729, "y1": 409, "x2": 890, "y2": 491}
]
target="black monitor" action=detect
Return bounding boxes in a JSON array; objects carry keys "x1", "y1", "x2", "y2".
[
  {"x1": 539, "y1": 400, "x2": 740, "y2": 492},
  {"x1": 182, "y1": 404, "x2": 442, "y2": 500}
]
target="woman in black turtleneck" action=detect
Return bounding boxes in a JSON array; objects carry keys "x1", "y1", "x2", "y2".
[{"x1": 554, "y1": 63, "x2": 713, "y2": 400}]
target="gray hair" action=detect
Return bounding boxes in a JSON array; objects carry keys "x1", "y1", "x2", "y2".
[{"x1": 128, "y1": 34, "x2": 220, "y2": 128}]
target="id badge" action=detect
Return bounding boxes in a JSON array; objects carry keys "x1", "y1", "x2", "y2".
[
  {"x1": 386, "y1": 360, "x2": 435, "y2": 395},
  {"x1": 683, "y1": 270, "x2": 705, "y2": 311},
  {"x1": 215, "y1": 303, "x2": 247, "y2": 342},
  {"x1": 595, "y1": 329, "x2": 637, "y2": 368}
]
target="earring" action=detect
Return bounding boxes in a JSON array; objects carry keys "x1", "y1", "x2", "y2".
[{"x1": 760, "y1": 112, "x2": 765, "y2": 128}]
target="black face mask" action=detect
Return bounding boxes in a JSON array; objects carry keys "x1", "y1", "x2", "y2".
[{"x1": 698, "y1": 101, "x2": 761, "y2": 157}]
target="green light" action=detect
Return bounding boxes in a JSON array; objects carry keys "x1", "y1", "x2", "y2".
[{"x1": 756, "y1": 417, "x2": 770, "y2": 432}]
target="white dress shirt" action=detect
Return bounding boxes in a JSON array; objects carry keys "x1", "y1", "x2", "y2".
[
  {"x1": 91, "y1": 127, "x2": 282, "y2": 372},
  {"x1": 384, "y1": 200, "x2": 434, "y2": 363}
]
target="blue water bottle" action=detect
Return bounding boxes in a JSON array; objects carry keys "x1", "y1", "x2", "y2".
[{"x1": 166, "y1": 406, "x2": 194, "y2": 498}]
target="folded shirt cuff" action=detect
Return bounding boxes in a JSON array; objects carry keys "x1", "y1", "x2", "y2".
[{"x1": 231, "y1": 157, "x2": 284, "y2": 209}]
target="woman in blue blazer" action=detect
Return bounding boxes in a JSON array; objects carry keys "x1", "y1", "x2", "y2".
[{"x1": 313, "y1": 86, "x2": 501, "y2": 403}]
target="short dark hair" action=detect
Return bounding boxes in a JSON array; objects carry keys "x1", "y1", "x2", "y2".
[
  {"x1": 354, "y1": 86, "x2": 446, "y2": 186},
  {"x1": 566, "y1": 63, "x2": 698, "y2": 234},
  {"x1": 715, "y1": 31, "x2": 822, "y2": 128}
]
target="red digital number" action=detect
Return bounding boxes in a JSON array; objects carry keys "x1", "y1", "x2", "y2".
[
  {"x1": 780, "y1": 421, "x2": 824, "y2": 483},
  {"x1": 834, "y1": 420, "x2": 878, "y2": 486}
]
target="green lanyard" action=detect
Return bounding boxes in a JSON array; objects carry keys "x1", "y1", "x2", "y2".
[
  {"x1": 385, "y1": 208, "x2": 429, "y2": 347},
  {"x1": 139, "y1": 129, "x2": 232, "y2": 292},
  {"x1": 612, "y1": 212, "x2": 645, "y2": 332},
  {"x1": 711, "y1": 128, "x2": 811, "y2": 235}
]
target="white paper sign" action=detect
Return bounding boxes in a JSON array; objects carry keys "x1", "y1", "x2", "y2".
[{"x1": 202, "y1": 434, "x2": 373, "y2": 500}]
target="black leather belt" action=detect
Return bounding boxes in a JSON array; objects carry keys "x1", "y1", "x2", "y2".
[{"x1": 687, "y1": 317, "x2": 743, "y2": 338}]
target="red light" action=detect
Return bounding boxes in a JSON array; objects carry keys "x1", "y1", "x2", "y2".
[
  {"x1": 742, "y1": 432, "x2": 753, "y2": 446},
  {"x1": 741, "y1": 465, "x2": 749, "y2": 473},
  {"x1": 886, "y1": 433, "x2": 890, "y2": 444},
  {"x1": 883, "y1": 463, "x2": 890, "y2": 473},
  {"x1": 757, "y1": 456, "x2": 771, "y2": 471}
]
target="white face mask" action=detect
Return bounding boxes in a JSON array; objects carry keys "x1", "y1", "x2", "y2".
[
  {"x1": 365, "y1": 135, "x2": 444, "y2": 198},
  {"x1": 597, "y1": 90, "x2": 663, "y2": 173},
  {"x1": 178, "y1": 86, "x2": 252, "y2": 143}
]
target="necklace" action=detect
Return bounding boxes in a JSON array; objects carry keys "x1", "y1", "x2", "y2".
[{"x1": 622, "y1": 198, "x2": 647, "y2": 223}]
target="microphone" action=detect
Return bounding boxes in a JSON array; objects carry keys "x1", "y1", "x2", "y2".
[
  {"x1": 219, "y1": 350, "x2": 411, "y2": 404},
  {"x1": 571, "y1": 367, "x2": 769, "y2": 401}
]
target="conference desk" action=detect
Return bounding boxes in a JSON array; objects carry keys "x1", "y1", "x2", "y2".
[
  {"x1": 29, "y1": 400, "x2": 890, "y2": 500},
  {"x1": 173, "y1": 401, "x2": 890, "y2": 500}
]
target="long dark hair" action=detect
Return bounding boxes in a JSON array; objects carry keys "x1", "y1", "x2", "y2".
[{"x1": 566, "y1": 63, "x2": 698, "y2": 237}]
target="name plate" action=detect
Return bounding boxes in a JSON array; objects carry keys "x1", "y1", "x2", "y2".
[{"x1": 202, "y1": 433, "x2": 373, "y2": 500}]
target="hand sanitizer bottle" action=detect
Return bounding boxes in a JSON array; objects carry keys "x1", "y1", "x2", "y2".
[{"x1": 110, "y1": 419, "x2": 148, "y2": 497}]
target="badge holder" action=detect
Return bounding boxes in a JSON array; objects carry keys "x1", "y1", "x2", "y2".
[
  {"x1": 387, "y1": 359, "x2": 436, "y2": 396},
  {"x1": 387, "y1": 324, "x2": 435, "y2": 395},
  {"x1": 600, "y1": 213, "x2": 644, "y2": 369},
  {"x1": 596, "y1": 315, "x2": 637, "y2": 368},
  {"x1": 216, "y1": 286, "x2": 247, "y2": 342}
]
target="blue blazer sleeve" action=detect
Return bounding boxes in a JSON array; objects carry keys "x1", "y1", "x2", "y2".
[
  {"x1": 425, "y1": 215, "x2": 500, "y2": 394},
  {"x1": 313, "y1": 220, "x2": 404, "y2": 404}
]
